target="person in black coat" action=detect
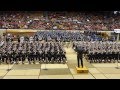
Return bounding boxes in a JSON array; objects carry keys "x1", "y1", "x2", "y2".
[
  {"x1": 21, "y1": 50, "x2": 26, "y2": 64},
  {"x1": 76, "y1": 46, "x2": 85, "y2": 68},
  {"x1": 47, "y1": 49, "x2": 52, "y2": 62},
  {"x1": 60, "y1": 51, "x2": 67, "y2": 63}
]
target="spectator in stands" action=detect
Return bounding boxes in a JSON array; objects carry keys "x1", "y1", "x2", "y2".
[{"x1": 0, "y1": 11, "x2": 119, "y2": 30}]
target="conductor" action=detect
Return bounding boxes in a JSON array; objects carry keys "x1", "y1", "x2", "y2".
[{"x1": 76, "y1": 46, "x2": 85, "y2": 68}]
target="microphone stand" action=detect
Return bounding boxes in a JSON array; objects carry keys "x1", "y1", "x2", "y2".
[
  {"x1": 43, "y1": 55, "x2": 48, "y2": 70},
  {"x1": 116, "y1": 52, "x2": 120, "y2": 69},
  {"x1": 7, "y1": 56, "x2": 12, "y2": 71}
]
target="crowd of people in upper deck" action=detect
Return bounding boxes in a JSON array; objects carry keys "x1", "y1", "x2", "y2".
[{"x1": 0, "y1": 11, "x2": 119, "y2": 30}]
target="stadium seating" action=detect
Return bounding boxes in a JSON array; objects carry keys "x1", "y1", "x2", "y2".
[{"x1": 0, "y1": 11, "x2": 119, "y2": 30}]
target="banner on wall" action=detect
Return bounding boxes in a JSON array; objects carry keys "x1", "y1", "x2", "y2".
[{"x1": 114, "y1": 29, "x2": 120, "y2": 33}]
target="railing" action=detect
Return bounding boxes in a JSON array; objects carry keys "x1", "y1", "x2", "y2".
[{"x1": 0, "y1": 29, "x2": 115, "y2": 36}]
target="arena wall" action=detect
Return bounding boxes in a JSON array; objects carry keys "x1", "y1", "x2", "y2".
[
  {"x1": 0, "y1": 29, "x2": 6, "y2": 36},
  {"x1": 0, "y1": 29, "x2": 114, "y2": 37}
]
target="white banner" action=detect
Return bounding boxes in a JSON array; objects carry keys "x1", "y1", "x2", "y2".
[{"x1": 114, "y1": 29, "x2": 120, "y2": 33}]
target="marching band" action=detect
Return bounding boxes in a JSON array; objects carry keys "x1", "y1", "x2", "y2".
[
  {"x1": 0, "y1": 34, "x2": 67, "y2": 64},
  {"x1": 73, "y1": 41, "x2": 120, "y2": 63}
]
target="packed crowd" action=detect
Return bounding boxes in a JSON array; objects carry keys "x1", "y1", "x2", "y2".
[
  {"x1": 73, "y1": 41, "x2": 120, "y2": 63},
  {"x1": 0, "y1": 11, "x2": 119, "y2": 30}
]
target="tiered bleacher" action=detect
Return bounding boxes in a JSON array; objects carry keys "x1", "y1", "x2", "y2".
[{"x1": 0, "y1": 11, "x2": 119, "y2": 30}]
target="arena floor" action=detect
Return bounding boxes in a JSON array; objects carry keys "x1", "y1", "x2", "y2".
[{"x1": 0, "y1": 47, "x2": 120, "y2": 79}]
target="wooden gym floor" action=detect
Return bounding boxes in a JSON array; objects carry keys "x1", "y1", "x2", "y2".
[{"x1": 0, "y1": 44, "x2": 120, "y2": 79}]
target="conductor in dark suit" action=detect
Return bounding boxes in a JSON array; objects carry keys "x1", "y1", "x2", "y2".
[{"x1": 76, "y1": 46, "x2": 85, "y2": 68}]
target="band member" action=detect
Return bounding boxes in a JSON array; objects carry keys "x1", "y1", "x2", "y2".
[
  {"x1": 37, "y1": 50, "x2": 42, "y2": 63},
  {"x1": 44, "y1": 49, "x2": 48, "y2": 63},
  {"x1": 47, "y1": 49, "x2": 52, "y2": 62},
  {"x1": 7, "y1": 50, "x2": 12, "y2": 64},
  {"x1": 12, "y1": 50, "x2": 16, "y2": 63},
  {"x1": 61, "y1": 51, "x2": 67, "y2": 63},
  {"x1": 15, "y1": 49, "x2": 19, "y2": 64},
  {"x1": 27, "y1": 50, "x2": 31, "y2": 64},
  {"x1": 33, "y1": 49, "x2": 37, "y2": 64},
  {"x1": 21, "y1": 50, "x2": 26, "y2": 64},
  {"x1": 50, "y1": 49, "x2": 55, "y2": 63},
  {"x1": 2, "y1": 49, "x2": 8, "y2": 64}
]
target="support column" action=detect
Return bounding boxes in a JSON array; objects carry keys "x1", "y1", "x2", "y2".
[{"x1": 117, "y1": 33, "x2": 119, "y2": 41}]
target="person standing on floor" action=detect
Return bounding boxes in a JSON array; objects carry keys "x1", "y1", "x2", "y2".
[{"x1": 76, "y1": 46, "x2": 85, "y2": 68}]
